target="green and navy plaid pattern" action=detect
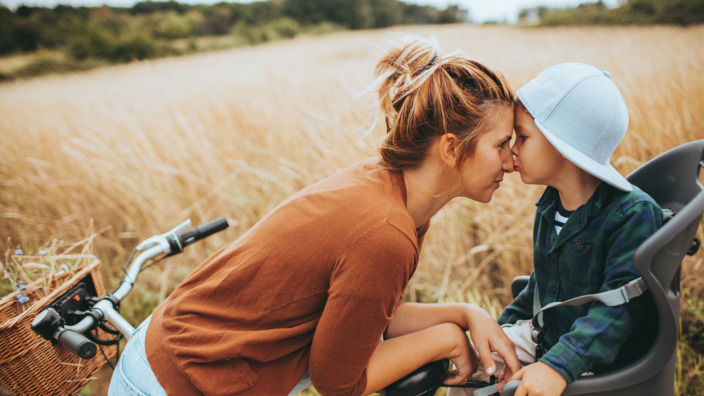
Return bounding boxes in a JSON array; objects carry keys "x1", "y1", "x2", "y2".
[{"x1": 498, "y1": 183, "x2": 662, "y2": 382}]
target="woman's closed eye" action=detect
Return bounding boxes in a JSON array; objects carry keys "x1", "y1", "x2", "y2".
[{"x1": 498, "y1": 137, "x2": 512, "y2": 149}]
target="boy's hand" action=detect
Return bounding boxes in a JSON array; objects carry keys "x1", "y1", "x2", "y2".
[{"x1": 510, "y1": 362, "x2": 567, "y2": 396}]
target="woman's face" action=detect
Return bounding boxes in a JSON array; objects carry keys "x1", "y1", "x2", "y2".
[{"x1": 457, "y1": 108, "x2": 515, "y2": 203}]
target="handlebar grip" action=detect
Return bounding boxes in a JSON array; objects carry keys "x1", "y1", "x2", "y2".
[
  {"x1": 178, "y1": 217, "x2": 229, "y2": 248},
  {"x1": 57, "y1": 329, "x2": 97, "y2": 359}
]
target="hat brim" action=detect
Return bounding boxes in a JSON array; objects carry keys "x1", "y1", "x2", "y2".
[{"x1": 534, "y1": 119, "x2": 632, "y2": 192}]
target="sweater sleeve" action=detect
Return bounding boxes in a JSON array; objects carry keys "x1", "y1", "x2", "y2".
[{"x1": 308, "y1": 224, "x2": 417, "y2": 396}]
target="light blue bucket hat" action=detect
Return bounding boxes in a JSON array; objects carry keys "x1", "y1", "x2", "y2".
[{"x1": 517, "y1": 62, "x2": 632, "y2": 191}]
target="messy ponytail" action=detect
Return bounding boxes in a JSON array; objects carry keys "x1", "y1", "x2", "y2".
[{"x1": 371, "y1": 35, "x2": 514, "y2": 170}]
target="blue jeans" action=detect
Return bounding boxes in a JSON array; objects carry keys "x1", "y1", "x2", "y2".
[
  {"x1": 108, "y1": 315, "x2": 167, "y2": 396},
  {"x1": 108, "y1": 315, "x2": 311, "y2": 395}
]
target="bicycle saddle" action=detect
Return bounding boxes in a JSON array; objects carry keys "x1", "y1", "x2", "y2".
[{"x1": 379, "y1": 359, "x2": 449, "y2": 396}]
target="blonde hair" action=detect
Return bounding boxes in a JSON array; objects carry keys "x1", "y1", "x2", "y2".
[{"x1": 371, "y1": 35, "x2": 514, "y2": 170}]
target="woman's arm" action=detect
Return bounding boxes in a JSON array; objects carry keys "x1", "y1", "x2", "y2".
[
  {"x1": 386, "y1": 302, "x2": 522, "y2": 380},
  {"x1": 364, "y1": 322, "x2": 476, "y2": 393},
  {"x1": 385, "y1": 302, "x2": 483, "y2": 335}
]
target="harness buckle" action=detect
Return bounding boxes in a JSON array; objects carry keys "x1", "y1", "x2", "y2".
[{"x1": 530, "y1": 320, "x2": 547, "y2": 359}]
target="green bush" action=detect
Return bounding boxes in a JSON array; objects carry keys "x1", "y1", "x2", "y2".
[
  {"x1": 20, "y1": 55, "x2": 67, "y2": 76},
  {"x1": 660, "y1": 0, "x2": 704, "y2": 26},
  {"x1": 9, "y1": 54, "x2": 95, "y2": 79},
  {"x1": 269, "y1": 17, "x2": 300, "y2": 39},
  {"x1": 156, "y1": 10, "x2": 203, "y2": 39},
  {"x1": 12, "y1": 18, "x2": 43, "y2": 52},
  {"x1": 112, "y1": 33, "x2": 162, "y2": 61},
  {"x1": 69, "y1": 38, "x2": 91, "y2": 60},
  {"x1": 68, "y1": 26, "x2": 117, "y2": 60},
  {"x1": 304, "y1": 22, "x2": 345, "y2": 35},
  {"x1": 630, "y1": 0, "x2": 657, "y2": 15},
  {"x1": 68, "y1": 26, "x2": 164, "y2": 63},
  {"x1": 231, "y1": 22, "x2": 270, "y2": 45},
  {"x1": 535, "y1": 0, "x2": 704, "y2": 26}
]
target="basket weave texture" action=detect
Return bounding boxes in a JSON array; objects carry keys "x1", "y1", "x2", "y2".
[{"x1": 0, "y1": 259, "x2": 116, "y2": 395}]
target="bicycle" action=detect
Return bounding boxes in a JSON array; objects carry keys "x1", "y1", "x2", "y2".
[
  {"x1": 30, "y1": 217, "x2": 229, "y2": 363},
  {"x1": 24, "y1": 141, "x2": 704, "y2": 396}
]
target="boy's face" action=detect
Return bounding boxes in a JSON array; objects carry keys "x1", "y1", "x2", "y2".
[{"x1": 512, "y1": 105, "x2": 566, "y2": 186}]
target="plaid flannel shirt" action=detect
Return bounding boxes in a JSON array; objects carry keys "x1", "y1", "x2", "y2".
[{"x1": 497, "y1": 183, "x2": 662, "y2": 382}]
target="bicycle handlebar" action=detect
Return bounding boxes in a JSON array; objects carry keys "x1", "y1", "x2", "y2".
[
  {"x1": 57, "y1": 329, "x2": 97, "y2": 359},
  {"x1": 32, "y1": 217, "x2": 230, "y2": 357},
  {"x1": 167, "y1": 217, "x2": 229, "y2": 256},
  {"x1": 32, "y1": 307, "x2": 97, "y2": 359}
]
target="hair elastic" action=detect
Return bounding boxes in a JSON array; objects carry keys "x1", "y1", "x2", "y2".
[{"x1": 421, "y1": 54, "x2": 439, "y2": 73}]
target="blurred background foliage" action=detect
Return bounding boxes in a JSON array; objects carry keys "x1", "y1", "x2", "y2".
[
  {"x1": 520, "y1": 0, "x2": 704, "y2": 26},
  {"x1": 1, "y1": 0, "x2": 704, "y2": 81},
  {"x1": 0, "y1": 0, "x2": 468, "y2": 80}
]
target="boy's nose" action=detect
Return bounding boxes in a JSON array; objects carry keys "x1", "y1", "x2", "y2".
[
  {"x1": 502, "y1": 150, "x2": 515, "y2": 172},
  {"x1": 511, "y1": 142, "x2": 519, "y2": 156}
]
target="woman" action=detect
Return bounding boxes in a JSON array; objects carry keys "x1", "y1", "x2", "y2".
[{"x1": 109, "y1": 35, "x2": 521, "y2": 396}]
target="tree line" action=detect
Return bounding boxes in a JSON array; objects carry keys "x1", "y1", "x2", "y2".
[
  {"x1": 2, "y1": 0, "x2": 701, "y2": 81},
  {"x1": 0, "y1": 0, "x2": 467, "y2": 61},
  {"x1": 520, "y1": 0, "x2": 704, "y2": 26}
]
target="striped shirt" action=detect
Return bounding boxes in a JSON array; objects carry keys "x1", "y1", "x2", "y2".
[{"x1": 554, "y1": 199, "x2": 573, "y2": 234}]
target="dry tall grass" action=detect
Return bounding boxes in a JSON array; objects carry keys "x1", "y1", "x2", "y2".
[{"x1": 1, "y1": 24, "x2": 703, "y2": 394}]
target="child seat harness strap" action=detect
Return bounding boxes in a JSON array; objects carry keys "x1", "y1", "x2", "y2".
[
  {"x1": 532, "y1": 277, "x2": 648, "y2": 328},
  {"x1": 530, "y1": 278, "x2": 648, "y2": 360},
  {"x1": 530, "y1": 277, "x2": 648, "y2": 361}
]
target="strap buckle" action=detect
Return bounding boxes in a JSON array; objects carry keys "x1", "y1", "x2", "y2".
[
  {"x1": 530, "y1": 320, "x2": 547, "y2": 359},
  {"x1": 620, "y1": 278, "x2": 646, "y2": 304}
]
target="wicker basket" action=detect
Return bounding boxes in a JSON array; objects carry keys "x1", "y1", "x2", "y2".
[{"x1": 0, "y1": 259, "x2": 116, "y2": 395}]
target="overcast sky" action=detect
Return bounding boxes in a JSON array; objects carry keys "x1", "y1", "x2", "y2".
[{"x1": 0, "y1": 0, "x2": 623, "y2": 23}]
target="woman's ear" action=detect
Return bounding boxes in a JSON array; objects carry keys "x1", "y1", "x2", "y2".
[{"x1": 438, "y1": 133, "x2": 458, "y2": 168}]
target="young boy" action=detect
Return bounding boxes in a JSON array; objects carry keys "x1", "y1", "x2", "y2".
[{"x1": 450, "y1": 63, "x2": 662, "y2": 396}]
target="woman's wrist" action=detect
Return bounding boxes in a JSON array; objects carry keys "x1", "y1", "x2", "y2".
[
  {"x1": 455, "y1": 303, "x2": 484, "y2": 332},
  {"x1": 432, "y1": 322, "x2": 468, "y2": 360}
]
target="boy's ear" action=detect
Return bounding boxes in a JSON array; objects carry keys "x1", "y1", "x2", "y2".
[{"x1": 439, "y1": 133, "x2": 458, "y2": 168}]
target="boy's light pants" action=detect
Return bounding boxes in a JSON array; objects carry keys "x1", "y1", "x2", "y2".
[{"x1": 448, "y1": 320, "x2": 537, "y2": 396}]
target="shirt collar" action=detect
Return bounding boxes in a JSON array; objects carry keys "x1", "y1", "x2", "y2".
[
  {"x1": 536, "y1": 183, "x2": 609, "y2": 215},
  {"x1": 536, "y1": 183, "x2": 611, "y2": 246}
]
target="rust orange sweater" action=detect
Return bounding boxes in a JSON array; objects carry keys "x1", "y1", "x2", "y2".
[{"x1": 145, "y1": 159, "x2": 428, "y2": 396}]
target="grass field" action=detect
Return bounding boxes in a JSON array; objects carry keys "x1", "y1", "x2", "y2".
[{"x1": 1, "y1": 24, "x2": 703, "y2": 395}]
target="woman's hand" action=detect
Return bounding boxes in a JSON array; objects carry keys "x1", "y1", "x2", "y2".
[
  {"x1": 442, "y1": 323, "x2": 478, "y2": 385},
  {"x1": 382, "y1": 302, "x2": 522, "y2": 386},
  {"x1": 509, "y1": 362, "x2": 567, "y2": 396},
  {"x1": 464, "y1": 305, "x2": 522, "y2": 380}
]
